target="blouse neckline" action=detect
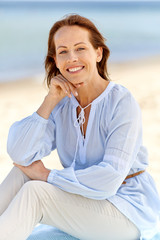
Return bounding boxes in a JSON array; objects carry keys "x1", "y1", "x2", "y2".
[{"x1": 70, "y1": 81, "x2": 115, "y2": 107}]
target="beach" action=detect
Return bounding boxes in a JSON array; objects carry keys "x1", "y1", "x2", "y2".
[{"x1": 0, "y1": 56, "x2": 160, "y2": 193}]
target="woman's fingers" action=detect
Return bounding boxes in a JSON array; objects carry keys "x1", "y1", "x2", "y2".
[
  {"x1": 69, "y1": 84, "x2": 79, "y2": 97},
  {"x1": 59, "y1": 75, "x2": 80, "y2": 97},
  {"x1": 63, "y1": 81, "x2": 72, "y2": 97},
  {"x1": 56, "y1": 75, "x2": 78, "y2": 97},
  {"x1": 13, "y1": 162, "x2": 23, "y2": 168},
  {"x1": 50, "y1": 77, "x2": 69, "y2": 97},
  {"x1": 50, "y1": 74, "x2": 79, "y2": 98}
]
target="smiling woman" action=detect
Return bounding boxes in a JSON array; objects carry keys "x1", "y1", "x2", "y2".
[
  {"x1": 45, "y1": 14, "x2": 110, "y2": 88},
  {"x1": 0, "y1": 14, "x2": 160, "y2": 240},
  {"x1": 50, "y1": 25, "x2": 107, "y2": 108}
]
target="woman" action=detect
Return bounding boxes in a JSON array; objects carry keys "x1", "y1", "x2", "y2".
[{"x1": 0, "y1": 14, "x2": 159, "y2": 240}]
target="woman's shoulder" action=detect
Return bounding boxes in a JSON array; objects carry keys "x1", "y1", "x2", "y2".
[
  {"x1": 109, "y1": 82, "x2": 132, "y2": 96},
  {"x1": 108, "y1": 82, "x2": 137, "y2": 104},
  {"x1": 105, "y1": 82, "x2": 141, "y2": 116}
]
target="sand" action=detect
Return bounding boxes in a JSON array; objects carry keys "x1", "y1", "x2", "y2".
[{"x1": 0, "y1": 56, "x2": 160, "y2": 193}]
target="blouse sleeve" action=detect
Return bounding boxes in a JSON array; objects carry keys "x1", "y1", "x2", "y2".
[
  {"x1": 7, "y1": 112, "x2": 56, "y2": 166},
  {"x1": 47, "y1": 91, "x2": 143, "y2": 200}
]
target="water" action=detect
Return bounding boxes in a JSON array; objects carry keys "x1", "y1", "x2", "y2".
[{"x1": 0, "y1": 1, "x2": 160, "y2": 82}]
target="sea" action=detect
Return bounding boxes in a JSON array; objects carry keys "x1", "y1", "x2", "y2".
[{"x1": 0, "y1": 1, "x2": 160, "y2": 82}]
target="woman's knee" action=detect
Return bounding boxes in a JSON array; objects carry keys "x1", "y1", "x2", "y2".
[
  {"x1": 21, "y1": 181, "x2": 53, "y2": 201},
  {"x1": 13, "y1": 166, "x2": 30, "y2": 182},
  {"x1": 21, "y1": 181, "x2": 73, "y2": 209},
  {"x1": 22, "y1": 180, "x2": 44, "y2": 193}
]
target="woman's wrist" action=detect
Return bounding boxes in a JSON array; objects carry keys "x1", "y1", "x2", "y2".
[
  {"x1": 43, "y1": 169, "x2": 51, "y2": 182},
  {"x1": 36, "y1": 94, "x2": 61, "y2": 119}
]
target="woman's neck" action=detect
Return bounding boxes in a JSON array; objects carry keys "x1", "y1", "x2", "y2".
[{"x1": 75, "y1": 77, "x2": 109, "y2": 108}]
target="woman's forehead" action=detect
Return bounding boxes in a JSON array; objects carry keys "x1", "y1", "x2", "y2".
[{"x1": 54, "y1": 26, "x2": 90, "y2": 46}]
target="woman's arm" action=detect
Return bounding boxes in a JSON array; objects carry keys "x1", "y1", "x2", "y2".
[
  {"x1": 7, "y1": 74, "x2": 79, "y2": 166},
  {"x1": 7, "y1": 112, "x2": 56, "y2": 166}
]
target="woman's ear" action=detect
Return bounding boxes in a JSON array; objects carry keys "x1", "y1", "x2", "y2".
[{"x1": 96, "y1": 47, "x2": 103, "y2": 62}]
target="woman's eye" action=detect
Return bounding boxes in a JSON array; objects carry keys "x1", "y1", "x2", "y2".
[
  {"x1": 59, "y1": 50, "x2": 67, "y2": 54},
  {"x1": 77, "y1": 47, "x2": 85, "y2": 51}
]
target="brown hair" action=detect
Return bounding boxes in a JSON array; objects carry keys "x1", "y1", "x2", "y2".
[{"x1": 45, "y1": 14, "x2": 110, "y2": 87}]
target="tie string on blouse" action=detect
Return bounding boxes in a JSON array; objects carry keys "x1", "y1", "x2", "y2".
[{"x1": 71, "y1": 102, "x2": 92, "y2": 168}]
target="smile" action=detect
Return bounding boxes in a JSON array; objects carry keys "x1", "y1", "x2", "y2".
[{"x1": 67, "y1": 66, "x2": 84, "y2": 73}]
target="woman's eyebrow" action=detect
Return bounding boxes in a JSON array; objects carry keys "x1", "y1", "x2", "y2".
[
  {"x1": 57, "y1": 42, "x2": 86, "y2": 50},
  {"x1": 74, "y1": 42, "x2": 86, "y2": 46},
  {"x1": 57, "y1": 45, "x2": 67, "y2": 50}
]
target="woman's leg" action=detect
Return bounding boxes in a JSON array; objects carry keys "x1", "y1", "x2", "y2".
[
  {"x1": 39, "y1": 182, "x2": 140, "y2": 240},
  {"x1": 0, "y1": 180, "x2": 140, "y2": 240},
  {"x1": 0, "y1": 166, "x2": 30, "y2": 215}
]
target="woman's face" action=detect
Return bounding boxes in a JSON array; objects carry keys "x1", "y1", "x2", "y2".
[{"x1": 53, "y1": 25, "x2": 102, "y2": 86}]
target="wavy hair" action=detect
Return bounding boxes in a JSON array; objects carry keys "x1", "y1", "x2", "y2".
[{"x1": 45, "y1": 14, "x2": 110, "y2": 87}]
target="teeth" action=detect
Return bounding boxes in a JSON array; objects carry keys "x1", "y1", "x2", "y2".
[{"x1": 68, "y1": 67, "x2": 83, "y2": 72}]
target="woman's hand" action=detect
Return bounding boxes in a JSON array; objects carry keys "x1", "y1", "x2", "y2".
[
  {"x1": 48, "y1": 74, "x2": 81, "y2": 100},
  {"x1": 37, "y1": 74, "x2": 83, "y2": 119},
  {"x1": 13, "y1": 160, "x2": 51, "y2": 182}
]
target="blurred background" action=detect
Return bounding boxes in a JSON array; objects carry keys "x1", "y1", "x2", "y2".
[
  {"x1": 0, "y1": 1, "x2": 160, "y2": 194},
  {"x1": 0, "y1": 0, "x2": 160, "y2": 81}
]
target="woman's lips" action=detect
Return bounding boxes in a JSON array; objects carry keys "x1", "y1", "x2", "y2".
[{"x1": 67, "y1": 66, "x2": 84, "y2": 73}]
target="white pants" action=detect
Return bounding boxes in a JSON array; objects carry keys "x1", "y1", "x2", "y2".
[{"x1": 0, "y1": 167, "x2": 140, "y2": 240}]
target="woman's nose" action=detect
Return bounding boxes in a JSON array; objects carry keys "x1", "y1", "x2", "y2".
[{"x1": 67, "y1": 51, "x2": 78, "y2": 63}]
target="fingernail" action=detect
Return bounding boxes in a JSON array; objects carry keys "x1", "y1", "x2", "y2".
[{"x1": 75, "y1": 91, "x2": 78, "y2": 96}]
